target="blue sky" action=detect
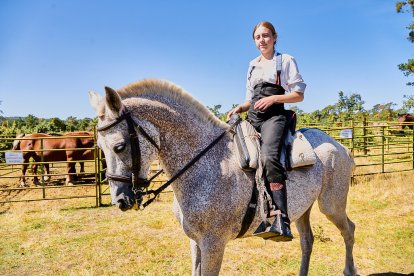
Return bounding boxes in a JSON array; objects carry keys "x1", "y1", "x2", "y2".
[{"x1": 0, "y1": 0, "x2": 412, "y2": 119}]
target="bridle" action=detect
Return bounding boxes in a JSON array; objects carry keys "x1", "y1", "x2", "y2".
[
  {"x1": 96, "y1": 110, "x2": 162, "y2": 206},
  {"x1": 97, "y1": 109, "x2": 240, "y2": 209}
]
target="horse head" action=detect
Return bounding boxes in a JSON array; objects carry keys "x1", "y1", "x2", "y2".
[
  {"x1": 89, "y1": 86, "x2": 160, "y2": 211},
  {"x1": 397, "y1": 113, "x2": 413, "y2": 130}
]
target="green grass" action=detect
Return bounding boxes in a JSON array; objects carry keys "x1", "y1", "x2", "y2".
[{"x1": 0, "y1": 172, "x2": 413, "y2": 275}]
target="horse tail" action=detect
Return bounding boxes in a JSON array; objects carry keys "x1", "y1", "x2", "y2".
[{"x1": 12, "y1": 133, "x2": 25, "y2": 150}]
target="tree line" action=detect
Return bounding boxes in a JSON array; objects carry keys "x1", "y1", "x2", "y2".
[
  {"x1": 0, "y1": 90, "x2": 412, "y2": 138},
  {"x1": 0, "y1": 115, "x2": 97, "y2": 137},
  {"x1": 208, "y1": 92, "x2": 414, "y2": 124}
]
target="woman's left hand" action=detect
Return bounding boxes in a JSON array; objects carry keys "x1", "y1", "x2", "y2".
[{"x1": 254, "y1": 95, "x2": 278, "y2": 111}]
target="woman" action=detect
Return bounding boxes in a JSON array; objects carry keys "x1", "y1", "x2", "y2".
[{"x1": 228, "y1": 21, "x2": 306, "y2": 241}]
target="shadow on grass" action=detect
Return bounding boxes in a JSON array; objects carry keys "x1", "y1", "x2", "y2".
[
  {"x1": 369, "y1": 273, "x2": 414, "y2": 276},
  {"x1": 60, "y1": 203, "x2": 114, "y2": 212},
  {"x1": 0, "y1": 188, "x2": 31, "y2": 214}
]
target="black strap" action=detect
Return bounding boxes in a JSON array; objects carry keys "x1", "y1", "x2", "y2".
[
  {"x1": 236, "y1": 181, "x2": 258, "y2": 238},
  {"x1": 142, "y1": 128, "x2": 231, "y2": 208},
  {"x1": 276, "y1": 52, "x2": 282, "y2": 86}
]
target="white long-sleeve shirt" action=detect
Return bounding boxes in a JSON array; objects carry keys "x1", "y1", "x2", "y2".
[{"x1": 245, "y1": 52, "x2": 306, "y2": 102}]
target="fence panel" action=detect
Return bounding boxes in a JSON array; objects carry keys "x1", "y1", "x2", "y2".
[{"x1": 1, "y1": 119, "x2": 413, "y2": 205}]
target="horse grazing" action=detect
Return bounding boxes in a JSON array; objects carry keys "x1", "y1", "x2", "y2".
[
  {"x1": 397, "y1": 113, "x2": 414, "y2": 130},
  {"x1": 12, "y1": 132, "x2": 95, "y2": 186},
  {"x1": 89, "y1": 79, "x2": 358, "y2": 276}
]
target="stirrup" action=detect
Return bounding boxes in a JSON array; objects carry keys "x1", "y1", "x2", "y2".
[
  {"x1": 253, "y1": 210, "x2": 282, "y2": 239},
  {"x1": 253, "y1": 212, "x2": 293, "y2": 242},
  {"x1": 253, "y1": 219, "x2": 279, "y2": 239}
]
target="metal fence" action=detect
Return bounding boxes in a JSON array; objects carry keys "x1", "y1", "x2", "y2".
[
  {"x1": 0, "y1": 132, "x2": 166, "y2": 206},
  {"x1": 0, "y1": 119, "x2": 413, "y2": 205},
  {"x1": 298, "y1": 119, "x2": 414, "y2": 176},
  {"x1": 0, "y1": 133, "x2": 103, "y2": 206}
]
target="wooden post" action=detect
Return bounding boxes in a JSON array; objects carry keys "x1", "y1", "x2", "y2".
[{"x1": 363, "y1": 116, "x2": 367, "y2": 155}]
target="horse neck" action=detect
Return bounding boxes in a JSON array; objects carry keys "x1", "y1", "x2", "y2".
[{"x1": 128, "y1": 97, "x2": 229, "y2": 182}]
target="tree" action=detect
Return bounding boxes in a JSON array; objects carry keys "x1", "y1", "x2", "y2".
[
  {"x1": 402, "y1": 94, "x2": 414, "y2": 112},
  {"x1": 336, "y1": 91, "x2": 366, "y2": 121},
  {"x1": 24, "y1": 114, "x2": 39, "y2": 132},
  {"x1": 369, "y1": 102, "x2": 397, "y2": 120},
  {"x1": 65, "y1": 116, "x2": 78, "y2": 132},
  {"x1": 396, "y1": 1, "x2": 414, "y2": 85},
  {"x1": 47, "y1": 117, "x2": 66, "y2": 133},
  {"x1": 207, "y1": 104, "x2": 223, "y2": 118}
]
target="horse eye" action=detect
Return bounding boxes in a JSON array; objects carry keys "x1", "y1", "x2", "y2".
[{"x1": 113, "y1": 142, "x2": 126, "y2": 153}]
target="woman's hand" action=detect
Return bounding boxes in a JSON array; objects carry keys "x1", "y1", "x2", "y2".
[
  {"x1": 227, "y1": 105, "x2": 243, "y2": 120},
  {"x1": 254, "y1": 92, "x2": 304, "y2": 111},
  {"x1": 227, "y1": 101, "x2": 251, "y2": 120},
  {"x1": 254, "y1": 95, "x2": 278, "y2": 111}
]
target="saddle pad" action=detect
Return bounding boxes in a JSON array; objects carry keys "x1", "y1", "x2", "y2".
[
  {"x1": 288, "y1": 130, "x2": 316, "y2": 168},
  {"x1": 233, "y1": 120, "x2": 260, "y2": 171}
]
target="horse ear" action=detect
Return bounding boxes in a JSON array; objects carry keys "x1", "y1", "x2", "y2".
[
  {"x1": 104, "y1": 86, "x2": 123, "y2": 115},
  {"x1": 89, "y1": 91, "x2": 102, "y2": 114}
]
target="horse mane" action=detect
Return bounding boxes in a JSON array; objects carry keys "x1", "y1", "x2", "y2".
[
  {"x1": 117, "y1": 79, "x2": 229, "y2": 129},
  {"x1": 12, "y1": 133, "x2": 25, "y2": 150}
]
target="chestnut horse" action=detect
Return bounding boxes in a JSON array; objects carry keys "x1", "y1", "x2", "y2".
[
  {"x1": 12, "y1": 132, "x2": 95, "y2": 186},
  {"x1": 398, "y1": 113, "x2": 414, "y2": 130}
]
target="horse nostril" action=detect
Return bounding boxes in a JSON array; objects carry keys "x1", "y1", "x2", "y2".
[{"x1": 117, "y1": 199, "x2": 128, "y2": 211}]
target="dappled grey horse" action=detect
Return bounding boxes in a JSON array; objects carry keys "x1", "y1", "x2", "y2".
[{"x1": 89, "y1": 79, "x2": 358, "y2": 276}]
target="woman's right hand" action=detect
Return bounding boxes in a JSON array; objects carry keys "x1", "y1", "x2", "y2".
[{"x1": 227, "y1": 106, "x2": 243, "y2": 120}]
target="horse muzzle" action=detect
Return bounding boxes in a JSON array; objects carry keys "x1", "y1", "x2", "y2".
[{"x1": 114, "y1": 193, "x2": 135, "y2": 211}]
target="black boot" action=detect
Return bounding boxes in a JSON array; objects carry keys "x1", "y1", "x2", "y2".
[
  {"x1": 253, "y1": 184, "x2": 293, "y2": 241},
  {"x1": 266, "y1": 185, "x2": 293, "y2": 242}
]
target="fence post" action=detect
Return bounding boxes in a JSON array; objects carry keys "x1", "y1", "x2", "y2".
[
  {"x1": 41, "y1": 138, "x2": 46, "y2": 199},
  {"x1": 381, "y1": 126, "x2": 385, "y2": 173},
  {"x1": 350, "y1": 119, "x2": 354, "y2": 154},
  {"x1": 363, "y1": 116, "x2": 367, "y2": 155},
  {"x1": 412, "y1": 128, "x2": 414, "y2": 170},
  {"x1": 93, "y1": 129, "x2": 101, "y2": 207}
]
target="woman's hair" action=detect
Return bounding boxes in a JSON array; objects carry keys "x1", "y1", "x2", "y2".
[{"x1": 252, "y1": 21, "x2": 277, "y2": 45}]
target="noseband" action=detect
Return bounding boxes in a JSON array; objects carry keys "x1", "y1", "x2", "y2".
[{"x1": 96, "y1": 110, "x2": 161, "y2": 199}]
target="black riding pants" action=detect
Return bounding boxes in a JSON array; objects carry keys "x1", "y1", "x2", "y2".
[{"x1": 252, "y1": 114, "x2": 287, "y2": 184}]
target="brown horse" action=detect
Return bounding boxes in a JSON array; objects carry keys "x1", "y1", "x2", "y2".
[
  {"x1": 398, "y1": 113, "x2": 414, "y2": 130},
  {"x1": 12, "y1": 132, "x2": 95, "y2": 186}
]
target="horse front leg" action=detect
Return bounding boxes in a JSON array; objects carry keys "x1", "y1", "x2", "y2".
[
  {"x1": 43, "y1": 164, "x2": 50, "y2": 182},
  {"x1": 190, "y1": 239, "x2": 201, "y2": 276},
  {"x1": 32, "y1": 156, "x2": 41, "y2": 186},
  {"x1": 20, "y1": 163, "x2": 28, "y2": 187},
  {"x1": 295, "y1": 205, "x2": 314, "y2": 276},
  {"x1": 199, "y1": 235, "x2": 226, "y2": 276},
  {"x1": 66, "y1": 162, "x2": 76, "y2": 185}
]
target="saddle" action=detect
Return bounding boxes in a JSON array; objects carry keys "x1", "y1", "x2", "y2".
[{"x1": 231, "y1": 111, "x2": 316, "y2": 172}]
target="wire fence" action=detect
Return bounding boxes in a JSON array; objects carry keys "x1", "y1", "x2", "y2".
[{"x1": 0, "y1": 119, "x2": 413, "y2": 205}]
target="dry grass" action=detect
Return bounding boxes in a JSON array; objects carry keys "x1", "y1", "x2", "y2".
[{"x1": 0, "y1": 172, "x2": 413, "y2": 275}]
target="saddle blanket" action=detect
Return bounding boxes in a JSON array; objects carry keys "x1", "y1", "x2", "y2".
[{"x1": 233, "y1": 119, "x2": 316, "y2": 171}]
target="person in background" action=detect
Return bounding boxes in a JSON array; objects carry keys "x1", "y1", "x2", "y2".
[{"x1": 228, "y1": 21, "x2": 306, "y2": 241}]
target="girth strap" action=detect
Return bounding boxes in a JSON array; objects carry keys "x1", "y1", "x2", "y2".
[{"x1": 236, "y1": 181, "x2": 258, "y2": 238}]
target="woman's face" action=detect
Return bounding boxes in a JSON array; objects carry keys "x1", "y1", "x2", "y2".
[{"x1": 253, "y1": 26, "x2": 276, "y2": 57}]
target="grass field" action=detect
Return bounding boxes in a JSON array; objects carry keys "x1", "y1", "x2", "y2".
[{"x1": 0, "y1": 171, "x2": 413, "y2": 275}]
